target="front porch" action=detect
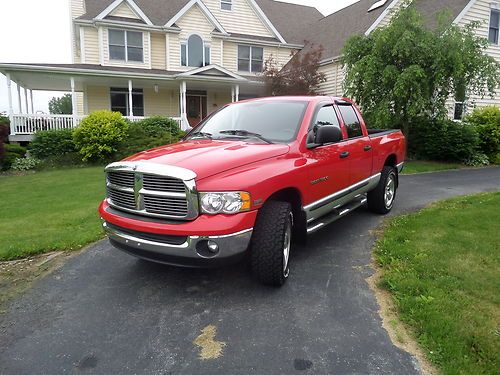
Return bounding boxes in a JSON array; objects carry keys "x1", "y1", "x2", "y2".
[{"x1": 0, "y1": 63, "x2": 263, "y2": 142}]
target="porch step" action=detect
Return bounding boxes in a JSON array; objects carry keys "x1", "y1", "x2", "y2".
[{"x1": 306, "y1": 194, "x2": 367, "y2": 234}]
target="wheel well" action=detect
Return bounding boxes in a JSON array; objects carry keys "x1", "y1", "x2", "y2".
[
  {"x1": 384, "y1": 154, "x2": 399, "y2": 186},
  {"x1": 384, "y1": 154, "x2": 397, "y2": 167},
  {"x1": 266, "y1": 188, "x2": 307, "y2": 243}
]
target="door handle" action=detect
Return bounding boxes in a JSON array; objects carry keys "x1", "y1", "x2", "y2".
[
  {"x1": 340, "y1": 151, "x2": 350, "y2": 159},
  {"x1": 364, "y1": 145, "x2": 372, "y2": 151}
]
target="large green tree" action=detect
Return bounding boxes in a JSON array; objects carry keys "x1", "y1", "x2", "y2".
[
  {"x1": 341, "y1": 2, "x2": 499, "y2": 136},
  {"x1": 48, "y1": 93, "x2": 72, "y2": 115}
]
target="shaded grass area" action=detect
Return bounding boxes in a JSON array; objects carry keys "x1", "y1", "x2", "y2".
[
  {"x1": 375, "y1": 192, "x2": 500, "y2": 374},
  {"x1": 402, "y1": 160, "x2": 462, "y2": 174},
  {"x1": 0, "y1": 167, "x2": 105, "y2": 260}
]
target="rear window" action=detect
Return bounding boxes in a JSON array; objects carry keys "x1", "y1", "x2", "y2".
[
  {"x1": 338, "y1": 105, "x2": 363, "y2": 138},
  {"x1": 191, "y1": 100, "x2": 309, "y2": 143}
]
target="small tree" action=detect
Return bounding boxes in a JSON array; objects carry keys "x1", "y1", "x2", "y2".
[
  {"x1": 262, "y1": 43, "x2": 326, "y2": 96},
  {"x1": 341, "y1": 2, "x2": 499, "y2": 136},
  {"x1": 49, "y1": 93, "x2": 72, "y2": 114}
]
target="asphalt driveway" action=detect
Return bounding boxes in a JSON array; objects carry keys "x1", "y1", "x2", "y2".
[{"x1": 1, "y1": 167, "x2": 499, "y2": 375}]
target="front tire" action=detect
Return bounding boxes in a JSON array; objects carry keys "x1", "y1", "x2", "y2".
[
  {"x1": 367, "y1": 166, "x2": 397, "y2": 214},
  {"x1": 250, "y1": 201, "x2": 292, "y2": 286}
]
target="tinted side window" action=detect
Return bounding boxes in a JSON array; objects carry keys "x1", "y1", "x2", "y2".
[
  {"x1": 338, "y1": 105, "x2": 363, "y2": 138},
  {"x1": 314, "y1": 105, "x2": 341, "y2": 129}
]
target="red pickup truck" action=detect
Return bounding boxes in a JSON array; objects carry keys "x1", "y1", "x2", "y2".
[{"x1": 99, "y1": 96, "x2": 405, "y2": 286}]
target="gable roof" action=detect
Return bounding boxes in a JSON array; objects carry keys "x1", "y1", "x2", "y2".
[
  {"x1": 77, "y1": 0, "x2": 322, "y2": 44},
  {"x1": 78, "y1": 0, "x2": 190, "y2": 26},
  {"x1": 164, "y1": 0, "x2": 228, "y2": 34},
  {"x1": 254, "y1": 0, "x2": 323, "y2": 44},
  {"x1": 301, "y1": 0, "x2": 473, "y2": 61},
  {"x1": 300, "y1": 0, "x2": 395, "y2": 61},
  {"x1": 96, "y1": 0, "x2": 154, "y2": 25}
]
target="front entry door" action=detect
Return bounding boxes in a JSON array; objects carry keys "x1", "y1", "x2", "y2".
[{"x1": 187, "y1": 94, "x2": 207, "y2": 127}]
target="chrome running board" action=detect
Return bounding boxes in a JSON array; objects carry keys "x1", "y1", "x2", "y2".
[{"x1": 306, "y1": 194, "x2": 367, "y2": 234}]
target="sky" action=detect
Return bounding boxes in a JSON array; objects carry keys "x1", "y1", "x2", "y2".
[{"x1": 0, "y1": 0, "x2": 359, "y2": 114}]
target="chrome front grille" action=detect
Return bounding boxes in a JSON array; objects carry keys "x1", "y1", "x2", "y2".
[
  {"x1": 105, "y1": 162, "x2": 198, "y2": 220},
  {"x1": 142, "y1": 174, "x2": 185, "y2": 193}
]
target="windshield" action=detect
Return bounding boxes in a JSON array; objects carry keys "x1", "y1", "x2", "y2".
[{"x1": 186, "y1": 100, "x2": 309, "y2": 143}]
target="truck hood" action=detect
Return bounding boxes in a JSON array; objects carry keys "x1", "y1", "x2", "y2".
[{"x1": 124, "y1": 140, "x2": 290, "y2": 180}]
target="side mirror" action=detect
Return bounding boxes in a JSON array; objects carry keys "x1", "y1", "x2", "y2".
[{"x1": 315, "y1": 126, "x2": 343, "y2": 145}]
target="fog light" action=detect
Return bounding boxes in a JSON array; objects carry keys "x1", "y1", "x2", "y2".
[{"x1": 207, "y1": 240, "x2": 219, "y2": 253}]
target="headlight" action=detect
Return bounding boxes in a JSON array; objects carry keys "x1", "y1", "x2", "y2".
[{"x1": 199, "y1": 192, "x2": 251, "y2": 214}]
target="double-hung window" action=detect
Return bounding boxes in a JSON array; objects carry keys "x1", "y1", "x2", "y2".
[
  {"x1": 109, "y1": 29, "x2": 144, "y2": 62},
  {"x1": 489, "y1": 9, "x2": 500, "y2": 44},
  {"x1": 181, "y1": 34, "x2": 210, "y2": 67},
  {"x1": 221, "y1": 0, "x2": 232, "y2": 11},
  {"x1": 110, "y1": 87, "x2": 144, "y2": 116},
  {"x1": 237, "y1": 46, "x2": 264, "y2": 73}
]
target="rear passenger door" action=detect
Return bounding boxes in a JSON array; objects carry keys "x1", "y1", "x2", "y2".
[
  {"x1": 337, "y1": 104, "x2": 373, "y2": 185},
  {"x1": 305, "y1": 104, "x2": 351, "y2": 203}
]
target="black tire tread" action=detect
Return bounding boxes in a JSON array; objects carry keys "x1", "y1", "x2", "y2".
[
  {"x1": 250, "y1": 201, "x2": 291, "y2": 286},
  {"x1": 367, "y1": 166, "x2": 397, "y2": 214}
]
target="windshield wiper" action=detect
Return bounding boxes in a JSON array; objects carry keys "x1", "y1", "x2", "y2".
[
  {"x1": 187, "y1": 131, "x2": 212, "y2": 140},
  {"x1": 219, "y1": 130, "x2": 274, "y2": 144}
]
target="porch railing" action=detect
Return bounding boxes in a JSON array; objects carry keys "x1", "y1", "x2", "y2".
[{"x1": 9, "y1": 114, "x2": 183, "y2": 136}]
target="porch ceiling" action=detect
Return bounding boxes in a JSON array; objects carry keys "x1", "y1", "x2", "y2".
[{"x1": 0, "y1": 63, "x2": 263, "y2": 92}]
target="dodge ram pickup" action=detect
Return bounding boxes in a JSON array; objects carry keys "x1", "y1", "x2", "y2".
[{"x1": 99, "y1": 96, "x2": 406, "y2": 286}]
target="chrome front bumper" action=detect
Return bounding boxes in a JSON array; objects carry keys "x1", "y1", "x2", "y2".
[{"x1": 103, "y1": 222, "x2": 253, "y2": 268}]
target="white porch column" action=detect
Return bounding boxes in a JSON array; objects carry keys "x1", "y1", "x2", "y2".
[
  {"x1": 23, "y1": 87, "x2": 29, "y2": 116},
  {"x1": 70, "y1": 77, "x2": 77, "y2": 123},
  {"x1": 5, "y1": 73, "x2": 14, "y2": 134},
  {"x1": 231, "y1": 86, "x2": 235, "y2": 102},
  {"x1": 17, "y1": 83, "x2": 23, "y2": 114},
  {"x1": 235, "y1": 84, "x2": 240, "y2": 102},
  {"x1": 128, "y1": 79, "x2": 134, "y2": 117},
  {"x1": 29, "y1": 89, "x2": 34, "y2": 114},
  {"x1": 179, "y1": 81, "x2": 187, "y2": 130}
]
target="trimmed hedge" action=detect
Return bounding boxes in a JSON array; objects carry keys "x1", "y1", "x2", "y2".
[
  {"x1": 408, "y1": 119, "x2": 481, "y2": 163},
  {"x1": 30, "y1": 129, "x2": 76, "y2": 159},
  {"x1": 73, "y1": 111, "x2": 129, "y2": 161},
  {"x1": 134, "y1": 116, "x2": 183, "y2": 137},
  {"x1": 1, "y1": 144, "x2": 27, "y2": 171},
  {"x1": 465, "y1": 106, "x2": 500, "y2": 164}
]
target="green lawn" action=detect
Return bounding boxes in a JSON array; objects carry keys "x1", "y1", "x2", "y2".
[
  {"x1": 375, "y1": 192, "x2": 500, "y2": 374},
  {"x1": 402, "y1": 160, "x2": 462, "y2": 174},
  {"x1": 0, "y1": 167, "x2": 105, "y2": 260}
]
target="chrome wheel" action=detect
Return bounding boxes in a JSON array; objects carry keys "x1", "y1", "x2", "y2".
[
  {"x1": 384, "y1": 174, "x2": 396, "y2": 208},
  {"x1": 283, "y1": 213, "x2": 292, "y2": 278}
]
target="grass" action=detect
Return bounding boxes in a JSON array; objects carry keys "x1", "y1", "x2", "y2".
[
  {"x1": 375, "y1": 192, "x2": 500, "y2": 374},
  {"x1": 402, "y1": 160, "x2": 463, "y2": 174},
  {"x1": 0, "y1": 167, "x2": 105, "y2": 260}
]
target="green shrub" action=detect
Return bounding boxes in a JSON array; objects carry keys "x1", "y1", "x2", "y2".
[
  {"x1": 0, "y1": 115, "x2": 9, "y2": 126},
  {"x1": 1, "y1": 144, "x2": 27, "y2": 170},
  {"x1": 114, "y1": 122, "x2": 185, "y2": 160},
  {"x1": 11, "y1": 157, "x2": 41, "y2": 171},
  {"x1": 0, "y1": 123, "x2": 9, "y2": 169},
  {"x1": 465, "y1": 106, "x2": 500, "y2": 163},
  {"x1": 30, "y1": 129, "x2": 76, "y2": 159},
  {"x1": 408, "y1": 119, "x2": 480, "y2": 163},
  {"x1": 73, "y1": 111, "x2": 128, "y2": 161},
  {"x1": 133, "y1": 116, "x2": 183, "y2": 137}
]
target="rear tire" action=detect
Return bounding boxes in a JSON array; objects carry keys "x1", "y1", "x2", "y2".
[
  {"x1": 367, "y1": 166, "x2": 397, "y2": 214},
  {"x1": 250, "y1": 201, "x2": 292, "y2": 286}
]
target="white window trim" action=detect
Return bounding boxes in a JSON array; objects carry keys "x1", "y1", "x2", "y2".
[
  {"x1": 108, "y1": 29, "x2": 144, "y2": 63},
  {"x1": 237, "y1": 45, "x2": 264, "y2": 73},
  {"x1": 181, "y1": 34, "x2": 211, "y2": 67},
  {"x1": 488, "y1": 8, "x2": 500, "y2": 45},
  {"x1": 221, "y1": 0, "x2": 232, "y2": 11}
]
